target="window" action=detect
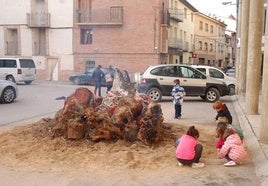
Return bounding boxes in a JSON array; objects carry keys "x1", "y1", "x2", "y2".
[
  {"x1": 199, "y1": 21, "x2": 203, "y2": 30},
  {"x1": 81, "y1": 28, "x2": 92, "y2": 44},
  {"x1": 33, "y1": 28, "x2": 46, "y2": 55},
  {"x1": 210, "y1": 25, "x2": 214, "y2": 33},
  {"x1": 210, "y1": 43, "x2": 213, "y2": 52},
  {"x1": 5, "y1": 28, "x2": 18, "y2": 55},
  {"x1": 209, "y1": 69, "x2": 224, "y2": 79},
  {"x1": 0, "y1": 60, "x2": 16, "y2": 68},
  {"x1": 205, "y1": 23, "x2": 208, "y2": 32},
  {"x1": 204, "y1": 42, "x2": 208, "y2": 51},
  {"x1": 199, "y1": 41, "x2": 202, "y2": 50},
  {"x1": 184, "y1": 8, "x2": 187, "y2": 19}
]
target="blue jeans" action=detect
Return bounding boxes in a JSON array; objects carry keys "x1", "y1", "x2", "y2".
[
  {"x1": 94, "y1": 81, "x2": 102, "y2": 96},
  {"x1": 174, "y1": 104, "x2": 182, "y2": 118}
]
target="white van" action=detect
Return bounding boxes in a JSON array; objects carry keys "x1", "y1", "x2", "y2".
[
  {"x1": 0, "y1": 58, "x2": 36, "y2": 84},
  {"x1": 191, "y1": 65, "x2": 236, "y2": 95}
]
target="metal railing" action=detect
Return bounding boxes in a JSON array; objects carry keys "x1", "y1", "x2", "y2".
[
  {"x1": 168, "y1": 38, "x2": 183, "y2": 49},
  {"x1": 27, "y1": 13, "x2": 51, "y2": 28},
  {"x1": 76, "y1": 7, "x2": 123, "y2": 25}
]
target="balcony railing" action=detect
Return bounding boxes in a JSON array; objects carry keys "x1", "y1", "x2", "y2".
[
  {"x1": 76, "y1": 7, "x2": 123, "y2": 25},
  {"x1": 169, "y1": 8, "x2": 183, "y2": 22},
  {"x1": 183, "y1": 41, "x2": 189, "y2": 51},
  {"x1": 27, "y1": 13, "x2": 50, "y2": 28},
  {"x1": 168, "y1": 38, "x2": 182, "y2": 49}
]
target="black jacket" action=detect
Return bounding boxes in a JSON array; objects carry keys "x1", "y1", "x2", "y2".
[{"x1": 215, "y1": 104, "x2": 233, "y2": 124}]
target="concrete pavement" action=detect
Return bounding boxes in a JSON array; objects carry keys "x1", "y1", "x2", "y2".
[{"x1": 232, "y1": 95, "x2": 268, "y2": 185}]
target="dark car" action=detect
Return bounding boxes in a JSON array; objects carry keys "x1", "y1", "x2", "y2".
[
  {"x1": 69, "y1": 67, "x2": 109, "y2": 85},
  {"x1": 137, "y1": 64, "x2": 230, "y2": 102}
]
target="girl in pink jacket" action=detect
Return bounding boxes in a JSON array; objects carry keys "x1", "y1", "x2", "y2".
[
  {"x1": 218, "y1": 127, "x2": 247, "y2": 167},
  {"x1": 175, "y1": 126, "x2": 205, "y2": 168}
]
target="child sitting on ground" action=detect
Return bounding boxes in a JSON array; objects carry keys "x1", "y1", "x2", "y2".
[
  {"x1": 213, "y1": 100, "x2": 233, "y2": 124},
  {"x1": 217, "y1": 126, "x2": 247, "y2": 167},
  {"x1": 215, "y1": 118, "x2": 244, "y2": 150},
  {"x1": 175, "y1": 126, "x2": 205, "y2": 168}
]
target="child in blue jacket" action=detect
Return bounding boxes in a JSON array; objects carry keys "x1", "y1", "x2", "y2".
[{"x1": 171, "y1": 79, "x2": 186, "y2": 119}]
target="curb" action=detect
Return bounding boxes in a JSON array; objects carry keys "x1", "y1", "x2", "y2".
[{"x1": 232, "y1": 96, "x2": 268, "y2": 185}]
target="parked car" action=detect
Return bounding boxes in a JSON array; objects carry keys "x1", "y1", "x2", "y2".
[
  {"x1": 0, "y1": 80, "x2": 18, "y2": 103},
  {"x1": 226, "y1": 68, "x2": 236, "y2": 78},
  {"x1": 0, "y1": 58, "x2": 36, "y2": 84},
  {"x1": 137, "y1": 64, "x2": 230, "y2": 102},
  {"x1": 69, "y1": 67, "x2": 109, "y2": 85},
  {"x1": 191, "y1": 65, "x2": 236, "y2": 95}
]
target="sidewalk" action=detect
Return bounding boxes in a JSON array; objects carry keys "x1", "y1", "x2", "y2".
[{"x1": 233, "y1": 95, "x2": 268, "y2": 185}]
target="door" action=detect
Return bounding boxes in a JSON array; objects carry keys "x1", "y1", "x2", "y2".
[{"x1": 46, "y1": 58, "x2": 58, "y2": 81}]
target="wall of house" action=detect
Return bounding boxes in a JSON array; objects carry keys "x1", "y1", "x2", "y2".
[
  {"x1": 73, "y1": 0, "x2": 169, "y2": 74},
  {"x1": 193, "y1": 12, "x2": 227, "y2": 67}
]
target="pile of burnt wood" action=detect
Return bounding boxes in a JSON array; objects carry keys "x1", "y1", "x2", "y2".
[{"x1": 49, "y1": 68, "x2": 164, "y2": 145}]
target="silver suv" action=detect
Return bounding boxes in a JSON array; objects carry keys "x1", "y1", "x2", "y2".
[
  {"x1": 191, "y1": 65, "x2": 236, "y2": 95},
  {"x1": 137, "y1": 64, "x2": 229, "y2": 102}
]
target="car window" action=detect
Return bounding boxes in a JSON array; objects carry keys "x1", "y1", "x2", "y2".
[
  {"x1": 151, "y1": 66, "x2": 184, "y2": 77},
  {"x1": 150, "y1": 66, "x2": 169, "y2": 76},
  {"x1": 196, "y1": 68, "x2": 206, "y2": 75},
  {"x1": 19, "y1": 59, "x2": 36, "y2": 68},
  {"x1": 209, "y1": 68, "x2": 224, "y2": 79},
  {"x1": 182, "y1": 67, "x2": 206, "y2": 79},
  {"x1": 3, "y1": 60, "x2": 16, "y2": 68}
]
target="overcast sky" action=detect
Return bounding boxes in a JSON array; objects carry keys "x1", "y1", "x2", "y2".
[
  {"x1": 187, "y1": 0, "x2": 237, "y2": 18},
  {"x1": 187, "y1": 0, "x2": 237, "y2": 31}
]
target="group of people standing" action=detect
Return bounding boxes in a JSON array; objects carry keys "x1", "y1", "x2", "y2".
[
  {"x1": 171, "y1": 79, "x2": 247, "y2": 168},
  {"x1": 92, "y1": 65, "x2": 115, "y2": 97}
]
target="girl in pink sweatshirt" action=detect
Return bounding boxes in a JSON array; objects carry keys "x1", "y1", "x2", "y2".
[
  {"x1": 175, "y1": 126, "x2": 205, "y2": 168},
  {"x1": 218, "y1": 127, "x2": 247, "y2": 167}
]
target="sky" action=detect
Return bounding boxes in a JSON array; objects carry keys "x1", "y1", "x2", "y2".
[{"x1": 187, "y1": 0, "x2": 237, "y2": 31}]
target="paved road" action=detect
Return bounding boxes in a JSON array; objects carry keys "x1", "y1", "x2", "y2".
[{"x1": 0, "y1": 81, "x2": 80, "y2": 127}]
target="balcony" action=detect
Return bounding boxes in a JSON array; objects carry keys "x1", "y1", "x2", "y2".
[
  {"x1": 169, "y1": 8, "x2": 183, "y2": 22},
  {"x1": 183, "y1": 41, "x2": 189, "y2": 52},
  {"x1": 27, "y1": 13, "x2": 50, "y2": 28},
  {"x1": 76, "y1": 7, "x2": 123, "y2": 25},
  {"x1": 168, "y1": 38, "x2": 183, "y2": 50}
]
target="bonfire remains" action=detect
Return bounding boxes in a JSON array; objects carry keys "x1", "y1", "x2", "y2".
[{"x1": 49, "y1": 68, "x2": 164, "y2": 145}]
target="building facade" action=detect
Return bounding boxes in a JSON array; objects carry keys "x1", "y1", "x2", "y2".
[
  {"x1": 193, "y1": 12, "x2": 227, "y2": 68},
  {"x1": 0, "y1": 0, "x2": 169, "y2": 81},
  {"x1": 168, "y1": 0, "x2": 197, "y2": 65}
]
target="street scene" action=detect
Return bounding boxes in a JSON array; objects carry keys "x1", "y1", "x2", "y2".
[
  {"x1": 0, "y1": 0, "x2": 268, "y2": 185},
  {"x1": 0, "y1": 81, "x2": 261, "y2": 185}
]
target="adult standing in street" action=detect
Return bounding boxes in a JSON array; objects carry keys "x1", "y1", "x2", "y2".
[{"x1": 92, "y1": 65, "x2": 105, "y2": 97}]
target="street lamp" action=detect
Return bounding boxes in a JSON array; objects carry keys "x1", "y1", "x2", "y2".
[{"x1": 222, "y1": 1, "x2": 236, "y2": 5}]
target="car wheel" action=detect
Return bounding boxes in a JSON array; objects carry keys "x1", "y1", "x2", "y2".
[
  {"x1": 147, "y1": 87, "x2": 162, "y2": 102},
  {"x1": 24, "y1": 81, "x2": 32, "y2": 85},
  {"x1": 228, "y1": 85, "x2": 235, "y2": 95},
  {"x1": 1, "y1": 87, "x2": 16, "y2": 103},
  {"x1": 74, "y1": 77, "x2": 81, "y2": 85},
  {"x1": 205, "y1": 88, "x2": 220, "y2": 102},
  {"x1": 6, "y1": 75, "x2": 15, "y2": 83}
]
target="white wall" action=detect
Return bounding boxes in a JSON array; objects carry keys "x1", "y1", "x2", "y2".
[
  {"x1": 0, "y1": 0, "x2": 30, "y2": 24},
  {"x1": 0, "y1": 28, "x2": 4, "y2": 56},
  {"x1": 48, "y1": 0, "x2": 73, "y2": 28},
  {"x1": 49, "y1": 29, "x2": 73, "y2": 70},
  {"x1": 20, "y1": 26, "x2": 33, "y2": 56}
]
